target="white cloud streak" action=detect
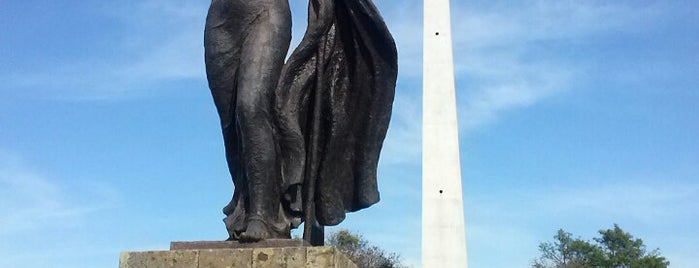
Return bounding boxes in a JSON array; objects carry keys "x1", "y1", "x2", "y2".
[
  {"x1": 466, "y1": 178, "x2": 699, "y2": 267},
  {"x1": 379, "y1": 0, "x2": 658, "y2": 165},
  {"x1": 534, "y1": 182, "x2": 699, "y2": 223},
  {"x1": 381, "y1": 92, "x2": 422, "y2": 165},
  {"x1": 2, "y1": 0, "x2": 209, "y2": 100},
  {"x1": 451, "y1": 1, "x2": 658, "y2": 131},
  {"x1": 0, "y1": 151, "x2": 119, "y2": 235}
]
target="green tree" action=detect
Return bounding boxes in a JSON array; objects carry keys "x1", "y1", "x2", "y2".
[
  {"x1": 533, "y1": 224, "x2": 669, "y2": 268},
  {"x1": 532, "y1": 229, "x2": 605, "y2": 268},
  {"x1": 594, "y1": 224, "x2": 669, "y2": 268},
  {"x1": 327, "y1": 229, "x2": 407, "y2": 268}
]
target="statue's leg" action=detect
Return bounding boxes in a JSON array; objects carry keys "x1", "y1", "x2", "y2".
[
  {"x1": 235, "y1": 4, "x2": 292, "y2": 242},
  {"x1": 204, "y1": 0, "x2": 250, "y2": 239}
]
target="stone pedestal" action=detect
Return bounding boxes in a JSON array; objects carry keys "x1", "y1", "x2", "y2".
[{"x1": 119, "y1": 243, "x2": 357, "y2": 268}]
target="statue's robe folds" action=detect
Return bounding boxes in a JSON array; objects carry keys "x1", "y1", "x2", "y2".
[
  {"x1": 275, "y1": 0, "x2": 398, "y2": 226},
  {"x1": 205, "y1": 0, "x2": 293, "y2": 240},
  {"x1": 207, "y1": 0, "x2": 397, "y2": 239}
]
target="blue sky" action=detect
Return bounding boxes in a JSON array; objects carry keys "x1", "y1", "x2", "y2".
[{"x1": 1, "y1": 0, "x2": 697, "y2": 267}]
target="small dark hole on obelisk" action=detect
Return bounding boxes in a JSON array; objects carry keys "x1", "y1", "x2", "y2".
[
  {"x1": 439, "y1": 190, "x2": 444, "y2": 194},
  {"x1": 435, "y1": 32, "x2": 440, "y2": 36}
]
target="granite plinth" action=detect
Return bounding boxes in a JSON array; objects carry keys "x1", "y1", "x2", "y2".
[{"x1": 119, "y1": 246, "x2": 357, "y2": 268}]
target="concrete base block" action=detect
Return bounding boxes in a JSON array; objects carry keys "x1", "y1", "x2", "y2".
[{"x1": 119, "y1": 246, "x2": 357, "y2": 268}]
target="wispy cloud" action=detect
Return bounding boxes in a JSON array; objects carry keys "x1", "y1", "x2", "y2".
[
  {"x1": 380, "y1": 1, "x2": 657, "y2": 164},
  {"x1": 533, "y1": 181, "x2": 699, "y2": 223},
  {"x1": 450, "y1": 1, "x2": 659, "y2": 131},
  {"x1": 466, "y1": 178, "x2": 699, "y2": 267},
  {"x1": 378, "y1": 0, "x2": 423, "y2": 79},
  {"x1": 381, "y1": 91, "x2": 422, "y2": 165},
  {"x1": 2, "y1": 0, "x2": 208, "y2": 100},
  {"x1": 469, "y1": 178, "x2": 699, "y2": 227},
  {"x1": 0, "y1": 150, "x2": 119, "y2": 235},
  {"x1": 467, "y1": 222, "x2": 540, "y2": 268}
]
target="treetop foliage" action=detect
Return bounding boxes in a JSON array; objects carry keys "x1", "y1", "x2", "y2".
[
  {"x1": 532, "y1": 224, "x2": 669, "y2": 268},
  {"x1": 327, "y1": 229, "x2": 408, "y2": 268}
]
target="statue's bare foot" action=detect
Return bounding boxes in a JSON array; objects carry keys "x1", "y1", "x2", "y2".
[{"x1": 240, "y1": 219, "x2": 269, "y2": 242}]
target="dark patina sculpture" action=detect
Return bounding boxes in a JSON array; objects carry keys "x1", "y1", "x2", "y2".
[{"x1": 204, "y1": 0, "x2": 397, "y2": 245}]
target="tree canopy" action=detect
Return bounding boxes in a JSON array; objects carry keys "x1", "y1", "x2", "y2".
[
  {"x1": 327, "y1": 229, "x2": 407, "y2": 268},
  {"x1": 532, "y1": 224, "x2": 669, "y2": 268}
]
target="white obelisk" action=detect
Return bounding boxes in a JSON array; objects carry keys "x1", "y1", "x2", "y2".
[{"x1": 422, "y1": 0, "x2": 468, "y2": 267}]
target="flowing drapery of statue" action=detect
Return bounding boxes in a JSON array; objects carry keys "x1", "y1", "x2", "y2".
[{"x1": 204, "y1": 0, "x2": 397, "y2": 244}]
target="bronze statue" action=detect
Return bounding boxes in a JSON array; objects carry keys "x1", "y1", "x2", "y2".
[{"x1": 204, "y1": 0, "x2": 397, "y2": 245}]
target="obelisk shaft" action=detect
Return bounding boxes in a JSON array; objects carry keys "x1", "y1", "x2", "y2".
[{"x1": 422, "y1": 0, "x2": 469, "y2": 267}]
